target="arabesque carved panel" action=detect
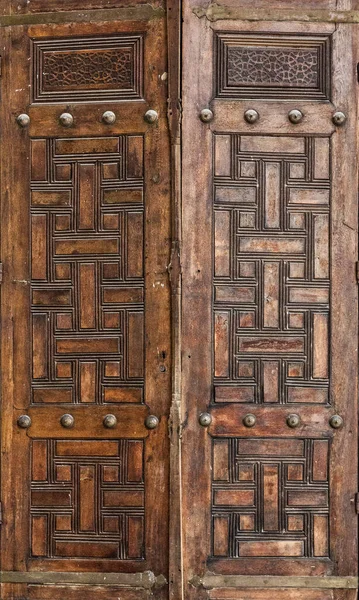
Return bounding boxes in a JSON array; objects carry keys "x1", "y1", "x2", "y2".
[
  {"x1": 32, "y1": 36, "x2": 144, "y2": 103},
  {"x1": 215, "y1": 34, "x2": 331, "y2": 100}
]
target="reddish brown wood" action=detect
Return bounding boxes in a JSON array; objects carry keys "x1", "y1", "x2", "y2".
[{"x1": 0, "y1": 13, "x2": 171, "y2": 600}]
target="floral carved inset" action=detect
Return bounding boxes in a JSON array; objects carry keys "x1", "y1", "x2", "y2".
[
  {"x1": 32, "y1": 36, "x2": 144, "y2": 103},
  {"x1": 215, "y1": 33, "x2": 331, "y2": 100}
]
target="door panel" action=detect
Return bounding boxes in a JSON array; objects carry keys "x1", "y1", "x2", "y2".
[
  {"x1": 182, "y1": 9, "x2": 358, "y2": 599},
  {"x1": 0, "y1": 16, "x2": 170, "y2": 599}
]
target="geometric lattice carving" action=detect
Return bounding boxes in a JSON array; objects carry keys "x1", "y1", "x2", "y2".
[
  {"x1": 213, "y1": 135, "x2": 330, "y2": 404},
  {"x1": 31, "y1": 136, "x2": 144, "y2": 404},
  {"x1": 212, "y1": 438, "x2": 330, "y2": 558},
  {"x1": 32, "y1": 36, "x2": 143, "y2": 103},
  {"x1": 31, "y1": 439, "x2": 145, "y2": 559},
  {"x1": 215, "y1": 34, "x2": 331, "y2": 100}
]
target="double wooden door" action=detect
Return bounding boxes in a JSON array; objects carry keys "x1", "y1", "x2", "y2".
[{"x1": 0, "y1": 1, "x2": 358, "y2": 599}]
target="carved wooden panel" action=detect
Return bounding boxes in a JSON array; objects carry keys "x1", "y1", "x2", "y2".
[
  {"x1": 31, "y1": 136, "x2": 144, "y2": 405},
  {"x1": 215, "y1": 34, "x2": 331, "y2": 100},
  {"x1": 212, "y1": 437, "x2": 330, "y2": 559},
  {"x1": 31, "y1": 439, "x2": 145, "y2": 559},
  {"x1": 32, "y1": 36, "x2": 144, "y2": 103},
  {"x1": 213, "y1": 135, "x2": 330, "y2": 405}
]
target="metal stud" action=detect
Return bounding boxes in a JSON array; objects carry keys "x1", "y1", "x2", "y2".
[
  {"x1": 243, "y1": 413, "x2": 256, "y2": 428},
  {"x1": 332, "y1": 111, "x2": 347, "y2": 126},
  {"x1": 16, "y1": 113, "x2": 30, "y2": 128},
  {"x1": 199, "y1": 108, "x2": 214, "y2": 123},
  {"x1": 198, "y1": 412, "x2": 212, "y2": 427},
  {"x1": 145, "y1": 415, "x2": 159, "y2": 430},
  {"x1": 17, "y1": 415, "x2": 31, "y2": 429},
  {"x1": 288, "y1": 109, "x2": 303, "y2": 124},
  {"x1": 286, "y1": 413, "x2": 301, "y2": 428},
  {"x1": 59, "y1": 112, "x2": 74, "y2": 127},
  {"x1": 329, "y1": 414, "x2": 344, "y2": 429},
  {"x1": 244, "y1": 109, "x2": 259, "y2": 124},
  {"x1": 102, "y1": 110, "x2": 116, "y2": 125},
  {"x1": 60, "y1": 413, "x2": 75, "y2": 429},
  {"x1": 103, "y1": 414, "x2": 117, "y2": 429},
  {"x1": 144, "y1": 109, "x2": 158, "y2": 124}
]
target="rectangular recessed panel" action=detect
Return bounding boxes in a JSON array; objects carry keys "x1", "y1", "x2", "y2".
[
  {"x1": 56, "y1": 441, "x2": 119, "y2": 456},
  {"x1": 263, "y1": 464, "x2": 279, "y2": 531},
  {"x1": 103, "y1": 490, "x2": 144, "y2": 507},
  {"x1": 32, "y1": 190, "x2": 71, "y2": 206},
  {"x1": 238, "y1": 439, "x2": 304, "y2": 456},
  {"x1": 103, "y1": 387, "x2": 142, "y2": 403},
  {"x1": 213, "y1": 516, "x2": 229, "y2": 557},
  {"x1": 55, "y1": 239, "x2": 119, "y2": 256},
  {"x1": 239, "y1": 540, "x2": 304, "y2": 557},
  {"x1": 215, "y1": 135, "x2": 231, "y2": 177},
  {"x1": 289, "y1": 189, "x2": 330, "y2": 205},
  {"x1": 240, "y1": 137, "x2": 305, "y2": 154},
  {"x1": 287, "y1": 490, "x2": 328, "y2": 507},
  {"x1": 79, "y1": 466, "x2": 95, "y2": 532},
  {"x1": 215, "y1": 386, "x2": 255, "y2": 403},
  {"x1": 287, "y1": 386, "x2": 328, "y2": 404},
  {"x1": 238, "y1": 337, "x2": 304, "y2": 353},
  {"x1": 214, "y1": 490, "x2": 255, "y2": 506},
  {"x1": 55, "y1": 542, "x2": 118, "y2": 558},
  {"x1": 31, "y1": 215, "x2": 47, "y2": 280},
  {"x1": 239, "y1": 237, "x2": 305, "y2": 254},
  {"x1": 56, "y1": 338, "x2": 119, "y2": 354},
  {"x1": 215, "y1": 285, "x2": 255, "y2": 303},
  {"x1": 103, "y1": 189, "x2": 143, "y2": 204},
  {"x1": 103, "y1": 287, "x2": 144, "y2": 304},
  {"x1": 215, "y1": 211, "x2": 230, "y2": 277},
  {"x1": 33, "y1": 388, "x2": 72, "y2": 403},
  {"x1": 214, "y1": 312, "x2": 230, "y2": 378},
  {"x1": 55, "y1": 138, "x2": 119, "y2": 155},
  {"x1": 78, "y1": 163, "x2": 95, "y2": 230},
  {"x1": 265, "y1": 163, "x2": 280, "y2": 229},
  {"x1": 32, "y1": 314, "x2": 48, "y2": 379}
]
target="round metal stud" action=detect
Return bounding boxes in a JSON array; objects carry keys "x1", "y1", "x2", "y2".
[
  {"x1": 102, "y1": 110, "x2": 116, "y2": 125},
  {"x1": 199, "y1": 412, "x2": 212, "y2": 427},
  {"x1": 244, "y1": 109, "x2": 259, "y2": 124},
  {"x1": 16, "y1": 113, "x2": 30, "y2": 128},
  {"x1": 243, "y1": 414, "x2": 256, "y2": 428},
  {"x1": 59, "y1": 112, "x2": 74, "y2": 127},
  {"x1": 144, "y1": 109, "x2": 159, "y2": 124},
  {"x1": 329, "y1": 414, "x2": 344, "y2": 429},
  {"x1": 332, "y1": 111, "x2": 347, "y2": 126},
  {"x1": 288, "y1": 109, "x2": 303, "y2": 124},
  {"x1": 60, "y1": 413, "x2": 75, "y2": 429},
  {"x1": 286, "y1": 413, "x2": 301, "y2": 428},
  {"x1": 145, "y1": 415, "x2": 159, "y2": 430},
  {"x1": 199, "y1": 108, "x2": 214, "y2": 123},
  {"x1": 103, "y1": 414, "x2": 117, "y2": 429},
  {"x1": 17, "y1": 415, "x2": 32, "y2": 429}
]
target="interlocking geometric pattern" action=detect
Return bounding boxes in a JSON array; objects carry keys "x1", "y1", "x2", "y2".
[
  {"x1": 213, "y1": 135, "x2": 330, "y2": 404},
  {"x1": 31, "y1": 439, "x2": 145, "y2": 559},
  {"x1": 215, "y1": 34, "x2": 331, "y2": 100},
  {"x1": 31, "y1": 136, "x2": 144, "y2": 405},
  {"x1": 212, "y1": 437, "x2": 330, "y2": 558},
  {"x1": 32, "y1": 36, "x2": 144, "y2": 102}
]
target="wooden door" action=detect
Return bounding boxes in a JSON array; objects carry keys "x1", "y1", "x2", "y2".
[
  {"x1": 182, "y1": 3, "x2": 359, "y2": 600},
  {"x1": 0, "y1": 9, "x2": 171, "y2": 600}
]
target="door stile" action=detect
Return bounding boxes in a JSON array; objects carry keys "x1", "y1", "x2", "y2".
[{"x1": 167, "y1": 0, "x2": 184, "y2": 598}]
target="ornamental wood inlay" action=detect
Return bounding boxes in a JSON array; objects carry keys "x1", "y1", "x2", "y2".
[
  {"x1": 213, "y1": 135, "x2": 330, "y2": 404},
  {"x1": 212, "y1": 437, "x2": 330, "y2": 559},
  {"x1": 31, "y1": 439, "x2": 145, "y2": 559},
  {"x1": 215, "y1": 34, "x2": 331, "y2": 100},
  {"x1": 32, "y1": 36, "x2": 144, "y2": 103},
  {"x1": 31, "y1": 136, "x2": 144, "y2": 405}
]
